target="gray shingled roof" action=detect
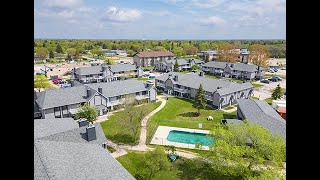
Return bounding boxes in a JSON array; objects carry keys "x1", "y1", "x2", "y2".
[
  {"x1": 165, "y1": 58, "x2": 203, "y2": 66},
  {"x1": 85, "y1": 79, "x2": 148, "y2": 98},
  {"x1": 202, "y1": 61, "x2": 227, "y2": 69},
  {"x1": 35, "y1": 86, "x2": 94, "y2": 109},
  {"x1": 156, "y1": 72, "x2": 253, "y2": 96},
  {"x1": 75, "y1": 64, "x2": 137, "y2": 75},
  {"x1": 203, "y1": 62, "x2": 265, "y2": 72},
  {"x1": 34, "y1": 118, "x2": 78, "y2": 139},
  {"x1": 34, "y1": 140, "x2": 134, "y2": 180},
  {"x1": 237, "y1": 99, "x2": 286, "y2": 137},
  {"x1": 34, "y1": 118, "x2": 134, "y2": 180}
]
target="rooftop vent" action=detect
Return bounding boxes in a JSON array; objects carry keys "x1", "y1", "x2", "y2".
[
  {"x1": 86, "y1": 89, "x2": 91, "y2": 98},
  {"x1": 78, "y1": 118, "x2": 88, "y2": 127},
  {"x1": 86, "y1": 124, "x2": 97, "y2": 141},
  {"x1": 230, "y1": 64, "x2": 234, "y2": 68},
  {"x1": 174, "y1": 75, "x2": 178, "y2": 81},
  {"x1": 98, "y1": 87, "x2": 102, "y2": 94}
]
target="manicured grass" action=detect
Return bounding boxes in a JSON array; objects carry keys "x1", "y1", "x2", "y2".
[
  {"x1": 147, "y1": 97, "x2": 237, "y2": 144},
  {"x1": 205, "y1": 74, "x2": 221, "y2": 79},
  {"x1": 251, "y1": 96, "x2": 259, "y2": 100},
  {"x1": 179, "y1": 71, "x2": 192, "y2": 74},
  {"x1": 252, "y1": 83, "x2": 264, "y2": 88},
  {"x1": 142, "y1": 66, "x2": 155, "y2": 71},
  {"x1": 101, "y1": 102, "x2": 161, "y2": 145},
  {"x1": 224, "y1": 106, "x2": 235, "y2": 110},
  {"x1": 136, "y1": 77, "x2": 151, "y2": 81},
  {"x1": 264, "y1": 97, "x2": 273, "y2": 105},
  {"x1": 117, "y1": 151, "x2": 240, "y2": 180},
  {"x1": 107, "y1": 145, "x2": 116, "y2": 153}
]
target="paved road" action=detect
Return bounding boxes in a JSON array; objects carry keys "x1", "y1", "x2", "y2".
[{"x1": 254, "y1": 79, "x2": 286, "y2": 100}]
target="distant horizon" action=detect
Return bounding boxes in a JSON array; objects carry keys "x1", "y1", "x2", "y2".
[
  {"x1": 35, "y1": 0, "x2": 286, "y2": 39},
  {"x1": 34, "y1": 38, "x2": 286, "y2": 41}
]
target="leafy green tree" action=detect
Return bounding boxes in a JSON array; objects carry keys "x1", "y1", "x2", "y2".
[
  {"x1": 204, "y1": 54, "x2": 209, "y2": 63},
  {"x1": 271, "y1": 84, "x2": 282, "y2": 100},
  {"x1": 208, "y1": 121, "x2": 286, "y2": 179},
  {"x1": 42, "y1": 42, "x2": 46, "y2": 47},
  {"x1": 49, "y1": 50, "x2": 54, "y2": 59},
  {"x1": 193, "y1": 84, "x2": 206, "y2": 115},
  {"x1": 173, "y1": 47, "x2": 186, "y2": 57},
  {"x1": 55, "y1": 44, "x2": 63, "y2": 53},
  {"x1": 91, "y1": 48, "x2": 103, "y2": 59},
  {"x1": 66, "y1": 48, "x2": 77, "y2": 59},
  {"x1": 126, "y1": 49, "x2": 135, "y2": 57},
  {"x1": 154, "y1": 46, "x2": 167, "y2": 51},
  {"x1": 36, "y1": 47, "x2": 49, "y2": 60},
  {"x1": 105, "y1": 58, "x2": 115, "y2": 65},
  {"x1": 145, "y1": 147, "x2": 171, "y2": 180},
  {"x1": 34, "y1": 74, "x2": 51, "y2": 92},
  {"x1": 102, "y1": 43, "x2": 107, "y2": 49},
  {"x1": 75, "y1": 103, "x2": 98, "y2": 123},
  {"x1": 173, "y1": 59, "x2": 179, "y2": 72},
  {"x1": 191, "y1": 64, "x2": 200, "y2": 70}
]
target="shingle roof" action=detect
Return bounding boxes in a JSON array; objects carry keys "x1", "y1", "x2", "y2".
[
  {"x1": 203, "y1": 61, "x2": 265, "y2": 72},
  {"x1": 85, "y1": 79, "x2": 148, "y2": 98},
  {"x1": 202, "y1": 61, "x2": 227, "y2": 69},
  {"x1": 136, "y1": 51, "x2": 175, "y2": 58},
  {"x1": 35, "y1": 86, "x2": 93, "y2": 109},
  {"x1": 74, "y1": 64, "x2": 138, "y2": 75},
  {"x1": 34, "y1": 118, "x2": 134, "y2": 179},
  {"x1": 34, "y1": 140, "x2": 134, "y2": 180},
  {"x1": 237, "y1": 99, "x2": 286, "y2": 137},
  {"x1": 165, "y1": 58, "x2": 203, "y2": 66},
  {"x1": 156, "y1": 72, "x2": 253, "y2": 95},
  {"x1": 34, "y1": 118, "x2": 78, "y2": 139}
]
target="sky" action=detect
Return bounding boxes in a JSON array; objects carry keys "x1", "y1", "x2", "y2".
[{"x1": 34, "y1": 0, "x2": 286, "y2": 40}]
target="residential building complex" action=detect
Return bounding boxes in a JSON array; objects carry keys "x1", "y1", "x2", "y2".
[
  {"x1": 199, "y1": 50, "x2": 219, "y2": 61},
  {"x1": 202, "y1": 61, "x2": 265, "y2": 80},
  {"x1": 34, "y1": 79, "x2": 156, "y2": 119},
  {"x1": 199, "y1": 49, "x2": 250, "y2": 63},
  {"x1": 237, "y1": 99, "x2": 286, "y2": 137},
  {"x1": 155, "y1": 72, "x2": 253, "y2": 109},
  {"x1": 133, "y1": 51, "x2": 175, "y2": 67},
  {"x1": 154, "y1": 58, "x2": 204, "y2": 72},
  {"x1": 34, "y1": 118, "x2": 134, "y2": 179},
  {"x1": 71, "y1": 64, "x2": 143, "y2": 84}
]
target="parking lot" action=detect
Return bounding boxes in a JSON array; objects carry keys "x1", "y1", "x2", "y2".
[{"x1": 254, "y1": 78, "x2": 286, "y2": 100}]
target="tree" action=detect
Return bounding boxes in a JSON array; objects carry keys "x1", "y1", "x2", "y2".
[
  {"x1": 49, "y1": 50, "x2": 54, "y2": 59},
  {"x1": 271, "y1": 84, "x2": 282, "y2": 100},
  {"x1": 173, "y1": 47, "x2": 186, "y2": 57},
  {"x1": 184, "y1": 46, "x2": 198, "y2": 55},
  {"x1": 34, "y1": 74, "x2": 51, "y2": 92},
  {"x1": 173, "y1": 59, "x2": 179, "y2": 72},
  {"x1": 102, "y1": 43, "x2": 107, "y2": 49},
  {"x1": 116, "y1": 95, "x2": 151, "y2": 142},
  {"x1": 56, "y1": 44, "x2": 63, "y2": 53},
  {"x1": 248, "y1": 44, "x2": 269, "y2": 67},
  {"x1": 66, "y1": 48, "x2": 77, "y2": 60},
  {"x1": 36, "y1": 47, "x2": 49, "y2": 60},
  {"x1": 105, "y1": 58, "x2": 115, "y2": 65},
  {"x1": 208, "y1": 121, "x2": 286, "y2": 179},
  {"x1": 75, "y1": 103, "x2": 98, "y2": 123},
  {"x1": 91, "y1": 48, "x2": 103, "y2": 59},
  {"x1": 204, "y1": 54, "x2": 209, "y2": 63},
  {"x1": 192, "y1": 84, "x2": 206, "y2": 115},
  {"x1": 191, "y1": 64, "x2": 200, "y2": 70},
  {"x1": 145, "y1": 147, "x2": 171, "y2": 180},
  {"x1": 154, "y1": 46, "x2": 167, "y2": 51},
  {"x1": 217, "y1": 43, "x2": 239, "y2": 63}
]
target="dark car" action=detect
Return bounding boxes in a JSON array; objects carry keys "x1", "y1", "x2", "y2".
[
  {"x1": 273, "y1": 76, "x2": 283, "y2": 81},
  {"x1": 261, "y1": 79, "x2": 270, "y2": 84},
  {"x1": 268, "y1": 77, "x2": 278, "y2": 82}
]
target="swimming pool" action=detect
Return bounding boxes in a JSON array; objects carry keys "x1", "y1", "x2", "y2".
[{"x1": 167, "y1": 130, "x2": 214, "y2": 146}]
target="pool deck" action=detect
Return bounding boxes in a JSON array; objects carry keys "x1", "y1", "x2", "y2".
[{"x1": 150, "y1": 126, "x2": 212, "y2": 150}]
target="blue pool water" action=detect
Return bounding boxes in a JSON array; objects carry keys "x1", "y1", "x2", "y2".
[{"x1": 167, "y1": 130, "x2": 214, "y2": 146}]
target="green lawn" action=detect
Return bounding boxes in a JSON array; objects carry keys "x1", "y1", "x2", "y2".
[
  {"x1": 264, "y1": 97, "x2": 273, "y2": 105},
  {"x1": 179, "y1": 71, "x2": 192, "y2": 74},
  {"x1": 136, "y1": 77, "x2": 151, "y2": 81},
  {"x1": 224, "y1": 106, "x2": 235, "y2": 110},
  {"x1": 117, "y1": 151, "x2": 240, "y2": 180},
  {"x1": 251, "y1": 96, "x2": 259, "y2": 100},
  {"x1": 143, "y1": 66, "x2": 155, "y2": 71},
  {"x1": 205, "y1": 74, "x2": 221, "y2": 79},
  {"x1": 107, "y1": 145, "x2": 116, "y2": 153},
  {"x1": 252, "y1": 83, "x2": 264, "y2": 88},
  {"x1": 147, "y1": 97, "x2": 237, "y2": 144},
  {"x1": 101, "y1": 102, "x2": 161, "y2": 145}
]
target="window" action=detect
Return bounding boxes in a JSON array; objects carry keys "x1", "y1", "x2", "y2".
[
  {"x1": 136, "y1": 92, "x2": 140, "y2": 95},
  {"x1": 142, "y1": 91, "x2": 147, "y2": 95},
  {"x1": 54, "y1": 107, "x2": 61, "y2": 118},
  {"x1": 62, "y1": 105, "x2": 69, "y2": 118}
]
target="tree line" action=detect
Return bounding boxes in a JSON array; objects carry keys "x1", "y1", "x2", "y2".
[{"x1": 34, "y1": 39, "x2": 286, "y2": 59}]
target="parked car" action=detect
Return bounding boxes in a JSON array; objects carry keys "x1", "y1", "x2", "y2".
[
  {"x1": 281, "y1": 67, "x2": 286, "y2": 70},
  {"x1": 273, "y1": 76, "x2": 283, "y2": 81},
  {"x1": 268, "y1": 77, "x2": 278, "y2": 82},
  {"x1": 52, "y1": 78, "x2": 62, "y2": 84},
  {"x1": 268, "y1": 68, "x2": 275, "y2": 73},
  {"x1": 261, "y1": 79, "x2": 270, "y2": 84}
]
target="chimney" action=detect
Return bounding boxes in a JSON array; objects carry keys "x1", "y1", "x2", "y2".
[
  {"x1": 86, "y1": 124, "x2": 97, "y2": 141},
  {"x1": 87, "y1": 89, "x2": 91, "y2": 98},
  {"x1": 199, "y1": 71, "x2": 204, "y2": 77},
  {"x1": 217, "y1": 86, "x2": 222, "y2": 89},
  {"x1": 98, "y1": 86, "x2": 102, "y2": 94},
  {"x1": 78, "y1": 118, "x2": 88, "y2": 127},
  {"x1": 174, "y1": 75, "x2": 178, "y2": 81}
]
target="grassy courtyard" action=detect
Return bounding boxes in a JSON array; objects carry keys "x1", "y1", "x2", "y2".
[
  {"x1": 252, "y1": 83, "x2": 264, "y2": 88},
  {"x1": 117, "y1": 151, "x2": 240, "y2": 180},
  {"x1": 147, "y1": 97, "x2": 237, "y2": 143},
  {"x1": 101, "y1": 102, "x2": 161, "y2": 145}
]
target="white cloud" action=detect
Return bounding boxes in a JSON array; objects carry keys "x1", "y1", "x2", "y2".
[
  {"x1": 191, "y1": 0, "x2": 226, "y2": 8},
  {"x1": 44, "y1": 0, "x2": 83, "y2": 8},
  {"x1": 199, "y1": 16, "x2": 225, "y2": 26},
  {"x1": 105, "y1": 7, "x2": 142, "y2": 22}
]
